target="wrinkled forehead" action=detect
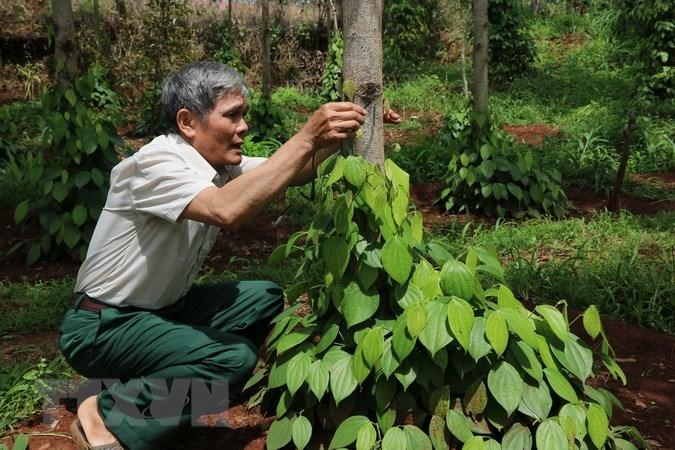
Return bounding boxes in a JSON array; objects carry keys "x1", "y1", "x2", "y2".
[{"x1": 212, "y1": 92, "x2": 248, "y2": 111}]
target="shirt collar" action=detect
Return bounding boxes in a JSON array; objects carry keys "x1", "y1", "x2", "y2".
[{"x1": 170, "y1": 133, "x2": 221, "y2": 184}]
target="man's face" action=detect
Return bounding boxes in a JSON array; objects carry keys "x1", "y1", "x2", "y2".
[{"x1": 191, "y1": 93, "x2": 249, "y2": 169}]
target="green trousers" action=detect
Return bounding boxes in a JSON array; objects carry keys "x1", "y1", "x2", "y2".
[{"x1": 59, "y1": 280, "x2": 283, "y2": 450}]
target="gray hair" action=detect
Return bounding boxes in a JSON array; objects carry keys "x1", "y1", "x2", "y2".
[{"x1": 161, "y1": 61, "x2": 249, "y2": 133}]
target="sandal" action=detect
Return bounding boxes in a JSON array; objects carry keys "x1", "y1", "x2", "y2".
[{"x1": 70, "y1": 418, "x2": 124, "y2": 450}]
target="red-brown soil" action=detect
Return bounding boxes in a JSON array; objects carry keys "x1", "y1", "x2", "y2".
[
  {"x1": 502, "y1": 124, "x2": 561, "y2": 146},
  {"x1": 566, "y1": 186, "x2": 675, "y2": 215},
  {"x1": 628, "y1": 172, "x2": 675, "y2": 189},
  {"x1": 1, "y1": 315, "x2": 672, "y2": 449}
]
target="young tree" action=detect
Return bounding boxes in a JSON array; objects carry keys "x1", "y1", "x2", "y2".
[
  {"x1": 471, "y1": 0, "x2": 489, "y2": 135},
  {"x1": 51, "y1": 0, "x2": 78, "y2": 88},
  {"x1": 342, "y1": 0, "x2": 385, "y2": 167}
]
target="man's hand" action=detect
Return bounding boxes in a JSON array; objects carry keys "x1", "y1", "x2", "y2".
[
  {"x1": 298, "y1": 102, "x2": 367, "y2": 151},
  {"x1": 384, "y1": 109, "x2": 402, "y2": 125}
]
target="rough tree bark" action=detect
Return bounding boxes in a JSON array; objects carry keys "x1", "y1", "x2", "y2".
[
  {"x1": 471, "y1": 0, "x2": 489, "y2": 135},
  {"x1": 342, "y1": 0, "x2": 384, "y2": 167},
  {"x1": 114, "y1": 0, "x2": 127, "y2": 18},
  {"x1": 261, "y1": 0, "x2": 272, "y2": 101},
  {"x1": 51, "y1": 0, "x2": 79, "y2": 88}
]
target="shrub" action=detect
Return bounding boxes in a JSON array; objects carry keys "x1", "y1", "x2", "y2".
[
  {"x1": 0, "y1": 108, "x2": 18, "y2": 162},
  {"x1": 320, "y1": 30, "x2": 343, "y2": 102},
  {"x1": 614, "y1": 0, "x2": 674, "y2": 108},
  {"x1": 563, "y1": 127, "x2": 619, "y2": 196},
  {"x1": 383, "y1": 0, "x2": 443, "y2": 72},
  {"x1": 201, "y1": 19, "x2": 245, "y2": 73},
  {"x1": 253, "y1": 155, "x2": 643, "y2": 449},
  {"x1": 439, "y1": 111, "x2": 566, "y2": 218},
  {"x1": 135, "y1": 82, "x2": 164, "y2": 137},
  {"x1": 488, "y1": 0, "x2": 537, "y2": 84},
  {"x1": 0, "y1": 149, "x2": 44, "y2": 209},
  {"x1": 247, "y1": 94, "x2": 292, "y2": 144},
  {"x1": 241, "y1": 133, "x2": 282, "y2": 158},
  {"x1": 14, "y1": 68, "x2": 122, "y2": 263},
  {"x1": 0, "y1": 358, "x2": 56, "y2": 433}
]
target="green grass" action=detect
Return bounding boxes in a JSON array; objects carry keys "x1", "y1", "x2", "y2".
[
  {"x1": 0, "y1": 280, "x2": 73, "y2": 335},
  {"x1": 384, "y1": 73, "x2": 464, "y2": 114},
  {"x1": 271, "y1": 86, "x2": 322, "y2": 112},
  {"x1": 0, "y1": 279, "x2": 76, "y2": 434},
  {"x1": 0, "y1": 357, "x2": 73, "y2": 435},
  {"x1": 431, "y1": 211, "x2": 675, "y2": 332}
]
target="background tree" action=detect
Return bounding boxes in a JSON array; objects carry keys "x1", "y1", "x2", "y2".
[
  {"x1": 114, "y1": 0, "x2": 127, "y2": 18},
  {"x1": 51, "y1": 0, "x2": 78, "y2": 88},
  {"x1": 261, "y1": 0, "x2": 272, "y2": 102},
  {"x1": 531, "y1": 0, "x2": 542, "y2": 16},
  {"x1": 342, "y1": 0, "x2": 384, "y2": 166},
  {"x1": 471, "y1": 0, "x2": 488, "y2": 135}
]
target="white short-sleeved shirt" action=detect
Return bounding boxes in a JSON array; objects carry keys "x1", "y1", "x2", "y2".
[{"x1": 74, "y1": 133, "x2": 266, "y2": 309}]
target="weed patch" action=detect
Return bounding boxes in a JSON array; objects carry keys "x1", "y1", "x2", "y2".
[{"x1": 0, "y1": 280, "x2": 73, "y2": 335}]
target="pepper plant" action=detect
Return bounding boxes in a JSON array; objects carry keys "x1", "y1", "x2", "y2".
[
  {"x1": 439, "y1": 110, "x2": 567, "y2": 218},
  {"x1": 13, "y1": 68, "x2": 121, "y2": 263},
  {"x1": 251, "y1": 155, "x2": 644, "y2": 449}
]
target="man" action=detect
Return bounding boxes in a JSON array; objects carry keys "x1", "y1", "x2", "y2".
[{"x1": 61, "y1": 61, "x2": 399, "y2": 450}]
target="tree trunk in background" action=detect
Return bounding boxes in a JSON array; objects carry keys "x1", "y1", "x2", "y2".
[
  {"x1": 93, "y1": 0, "x2": 104, "y2": 57},
  {"x1": 51, "y1": 0, "x2": 78, "y2": 88},
  {"x1": 228, "y1": 0, "x2": 232, "y2": 23},
  {"x1": 261, "y1": 0, "x2": 272, "y2": 101},
  {"x1": 342, "y1": 0, "x2": 384, "y2": 167},
  {"x1": 609, "y1": 113, "x2": 636, "y2": 212},
  {"x1": 471, "y1": 0, "x2": 489, "y2": 134},
  {"x1": 328, "y1": 0, "x2": 338, "y2": 33},
  {"x1": 531, "y1": 0, "x2": 541, "y2": 16},
  {"x1": 114, "y1": 0, "x2": 127, "y2": 18},
  {"x1": 457, "y1": 0, "x2": 470, "y2": 99}
]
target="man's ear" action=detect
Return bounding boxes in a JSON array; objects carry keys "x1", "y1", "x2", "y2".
[{"x1": 176, "y1": 108, "x2": 197, "y2": 139}]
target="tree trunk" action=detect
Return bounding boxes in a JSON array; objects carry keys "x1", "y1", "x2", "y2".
[
  {"x1": 608, "y1": 113, "x2": 636, "y2": 212},
  {"x1": 51, "y1": 0, "x2": 78, "y2": 88},
  {"x1": 342, "y1": 0, "x2": 384, "y2": 167},
  {"x1": 531, "y1": 0, "x2": 541, "y2": 16},
  {"x1": 458, "y1": 0, "x2": 470, "y2": 100},
  {"x1": 471, "y1": 0, "x2": 489, "y2": 134},
  {"x1": 228, "y1": 0, "x2": 232, "y2": 23},
  {"x1": 114, "y1": 0, "x2": 127, "y2": 18},
  {"x1": 93, "y1": 0, "x2": 104, "y2": 57},
  {"x1": 329, "y1": 0, "x2": 339, "y2": 32},
  {"x1": 261, "y1": 0, "x2": 272, "y2": 101}
]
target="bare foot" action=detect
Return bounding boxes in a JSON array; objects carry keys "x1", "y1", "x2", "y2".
[{"x1": 78, "y1": 395, "x2": 119, "y2": 446}]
